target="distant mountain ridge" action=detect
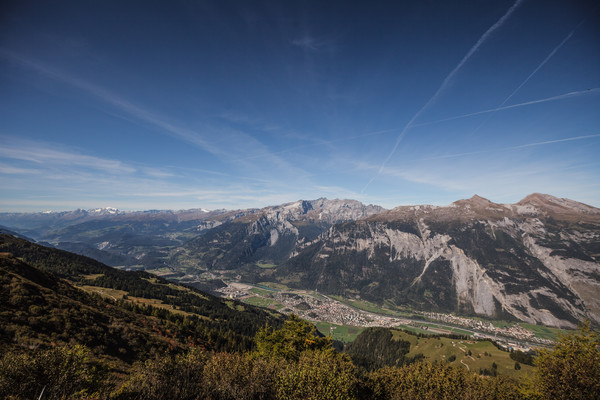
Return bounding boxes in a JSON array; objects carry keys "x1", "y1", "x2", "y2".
[
  {"x1": 0, "y1": 198, "x2": 384, "y2": 269},
  {"x1": 173, "y1": 198, "x2": 385, "y2": 270},
  {"x1": 0, "y1": 207, "x2": 231, "y2": 231},
  {"x1": 0, "y1": 206, "x2": 261, "y2": 268},
  {"x1": 369, "y1": 193, "x2": 600, "y2": 223},
  {"x1": 1, "y1": 194, "x2": 598, "y2": 328},
  {"x1": 272, "y1": 194, "x2": 600, "y2": 328}
]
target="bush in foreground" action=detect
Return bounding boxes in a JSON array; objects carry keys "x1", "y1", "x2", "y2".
[
  {"x1": 366, "y1": 361, "x2": 520, "y2": 400},
  {"x1": 0, "y1": 345, "x2": 106, "y2": 400},
  {"x1": 522, "y1": 321, "x2": 600, "y2": 400}
]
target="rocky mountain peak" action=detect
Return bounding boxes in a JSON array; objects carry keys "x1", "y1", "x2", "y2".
[
  {"x1": 515, "y1": 193, "x2": 600, "y2": 221},
  {"x1": 451, "y1": 194, "x2": 502, "y2": 208},
  {"x1": 253, "y1": 198, "x2": 385, "y2": 224}
]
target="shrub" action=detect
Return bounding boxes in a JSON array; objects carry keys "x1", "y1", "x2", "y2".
[
  {"x1": 114, "y1": 348, "x2": 207, "y2": 400},
  {"x1": 367, "y1": 361, "x2": 519, "y2": 400},
  {"x1": 522, "y1": 322, "x2": 600, "y2": 400},
  {"x1": 255, "y1": 314, "x2": 332, "y2": 361},
  {"x1": 276, "y1": 350, "x2": 358, "y2": 400},
  {"x1": 203, "y1": 352, "x2": 281, "y2": 400},
  {"x1": 0, "y1": 345, "x2": 106, "y2": 400}
]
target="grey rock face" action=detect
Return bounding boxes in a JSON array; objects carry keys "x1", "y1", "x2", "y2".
[{"x1": 275, "y1": 194, "x2": 599, "y2": 328}]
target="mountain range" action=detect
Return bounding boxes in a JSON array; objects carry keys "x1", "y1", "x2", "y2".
[{"x1": 1, "y1": 193, "x2": 598, "y2": 329}]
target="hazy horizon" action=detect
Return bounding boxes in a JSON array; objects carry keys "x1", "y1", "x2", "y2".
[{"x1": 1, "y1": 192, "x2": 597, "y2": 214}]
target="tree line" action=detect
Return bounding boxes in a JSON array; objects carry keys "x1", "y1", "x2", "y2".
[{"x1": 1, "y1": 315, "x2": 598, "y2": 400}]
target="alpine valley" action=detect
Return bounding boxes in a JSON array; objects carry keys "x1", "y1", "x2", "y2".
[{"x1": 2, "y1": 193, "x2": 599, "y2": 329}]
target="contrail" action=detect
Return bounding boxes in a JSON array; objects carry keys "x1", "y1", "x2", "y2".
[
  {"x1": 501, "y1": 19, "x2": 585, "y2": 107},
  {"x1": 362, "y1": 0, "x2": 524, "y2": 192},
  {"x1": 0, "y1": 49, "x2": 220, "y2": 155},
  {"x1": 512, "y1": 134, "x2": 600, "y2": 149},
  {"x1": 413, "y1": 88, "x2": 600, "y2": 127},
  {"x1": 468, "y1": 17, "x2": 587, "y2": 135},
  {"x1": 423, "y1": 134, "x2": 600, "y2": 161}
]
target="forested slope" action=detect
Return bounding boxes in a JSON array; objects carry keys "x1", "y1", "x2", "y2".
[{"x1": 0, "y1": 234, "x2": 284, "y2": 357}]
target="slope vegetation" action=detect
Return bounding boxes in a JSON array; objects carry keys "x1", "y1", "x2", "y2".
[{"x1": 0, "y1": 234, "x2": 283, "y2": 360}]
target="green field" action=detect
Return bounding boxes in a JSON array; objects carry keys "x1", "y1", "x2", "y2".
[
  {"x1": 518, "y1": 322, "x2": 570, "y2": 341},
  {"x1": 315, "y1": 322, "x2": 365, "y2": 342},
  {"x1": 242, "y1": 296, "x2": 284, "y2": 310},
  {"x1": 391, "y1": 330, "x2": 533, "y2": 378},
  {"x1": 232, "y1": 283, "x2": 567, "y2": 348}
]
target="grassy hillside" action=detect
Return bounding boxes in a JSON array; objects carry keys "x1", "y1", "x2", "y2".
[
  {"x1": 315, "y1": 321, "x2": 365, "y2": 342},
  {"x1": 390, "y1": 329, "x2": 534, "y2": 378},
  {"x1": 1, "y1": 252, "x2": 185, "y2": 364},
  {"x1": 0, "y1": 234, "x2": 284, "y2": 358}
]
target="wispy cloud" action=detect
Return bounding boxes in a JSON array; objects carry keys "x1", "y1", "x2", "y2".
[
  {"x1": 0, "y1": 163, "x2": 40, "y2": 174},
  {"x1": 510, "y1": 134, "x2": 600, "y2": 150},
  {"x1": 0, "y1": 50, "x2": 310, "y2": 183},
  {"x1": 362, "y1": 0, "x2": 525, "y2": 192},
  {"x1": 140, "y1": 167, "x2": 176, "y2": 179},
  {"x1": 0, "y1": 138, "x2": 136, "y2": 174},
  {"x1": 0, "y1": 135, "x2": 326, "y2": 211},
  {"x1": 291, "y1": 34, "x2": 335, "y2": 51},
  {"x1": 0, "y1": 49, "x2": 220, "y2": 153},
  {"x1": 501, "y1": 19, "x2": 585, "y2": 108},
  {"x1": 354, "y1": 153, "x2": 598, "y2": 205}
]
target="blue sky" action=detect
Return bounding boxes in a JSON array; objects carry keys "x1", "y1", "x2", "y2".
[{"x1": 1, "y1": 0, "x2": 599, "y2": 212}]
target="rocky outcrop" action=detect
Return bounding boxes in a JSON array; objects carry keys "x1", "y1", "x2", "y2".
[
  {"x1": 175, "y1": 199, "x2": 386, "y2": 270},
  {"x1": 275, "y1": 195, "x2": 599, "y2": 328}
]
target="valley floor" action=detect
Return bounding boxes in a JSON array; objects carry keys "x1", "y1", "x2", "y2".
[{"x1": 214, "y1": 279, "x2": 563, "y2": 350}]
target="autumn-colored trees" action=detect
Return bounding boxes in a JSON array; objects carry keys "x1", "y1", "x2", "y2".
[
  {"x1": 254, "y1": 313, "x2": 333, "y2": 361},
  {"x1": 276, "y1": 351, "x2": 358, "y2": 400},
  {"x1": 2, "y1": 316, "x2": 599, "y2": 400},
  {"x1": 522, "y1": 322, "x2": 600, "y2": 400},
  {"x1": 0, "y1": 345, "x2": 106, "y2": 400},
  {"x1": 117, "y1": 315, "x2": 357, "y2": 400},
  {"x1": 366, "y1": 362, "x2": 520, "y2": 400}
]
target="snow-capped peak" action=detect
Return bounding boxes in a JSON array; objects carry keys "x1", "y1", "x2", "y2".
[{"x1": 88, "y1": 207, "x2": 119, "y2": 215}]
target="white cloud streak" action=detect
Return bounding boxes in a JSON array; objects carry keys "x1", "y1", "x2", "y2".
[
  {"x1": 362, "y1": 0, "x2": 524, "y2": 192},
  {"x1": 414, "y1": 88, "x2": 600, "y2": 127},
  {"x1": 0, "y1": 50, "x2": 308, "y2": 182},
  {"x1": 0, "y1": 139, "x2": 136, "y2": 174},
  {"x1": 0, "y1": 163, "x2": 40, "y2": 174},
  {"x1": 468, "y1": 17, "x2": 586, "y2": 135},
  {"x1": 364, "y1": 153, "x2": 599, "y2": 206},
  {"x1": 423, "y1": 133, "x2": 600, "y2": 161},
  {"x1": 0, "y1": 50, "x2": 220, "y2": 153},
  {"x1": 500, "y1": 19, "x2": 585, "y2": 108}
]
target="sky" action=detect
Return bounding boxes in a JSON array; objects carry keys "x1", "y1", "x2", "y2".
[{"x1": 1, "y1": 0, "x2": 599, "y2": 212}]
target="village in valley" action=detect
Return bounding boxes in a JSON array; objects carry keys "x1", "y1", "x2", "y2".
[{"x1": 215, "y1": 280, "x2": 555, "y2": 350}]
